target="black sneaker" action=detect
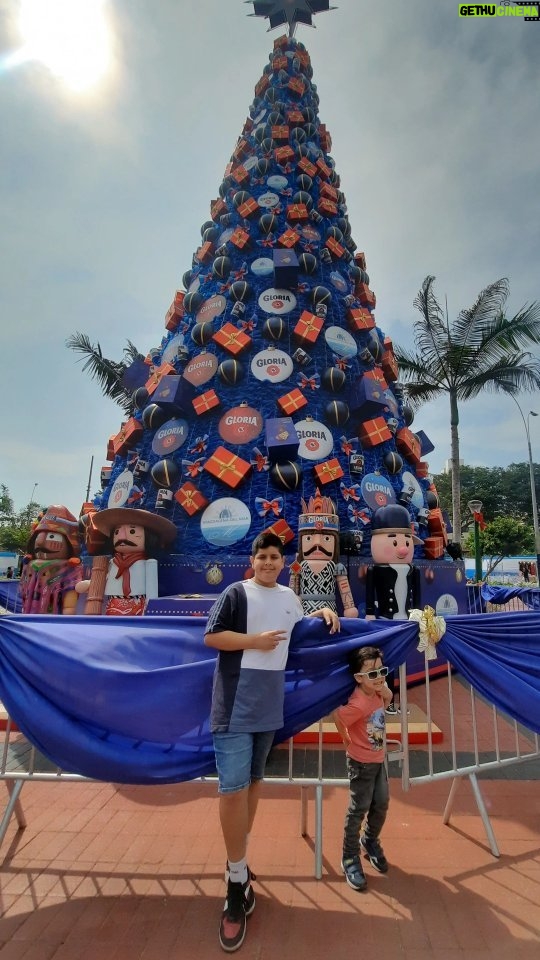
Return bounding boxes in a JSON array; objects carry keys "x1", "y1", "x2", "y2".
[
  {"x1": 341, "y1": 856, "x2": 367, "y2": 892},
  {"x1": 385, "y1": 703, "x2": 398, "y2": 715},
  {"x1": 361, "y1": 835, "x2": 389, "y2": 873},
  {"x1": 219, "y1": 877, "x2": 255, "y2": 953},
  {"x1": 224, "y1": 864, "x2": 256, "y2": 914}
]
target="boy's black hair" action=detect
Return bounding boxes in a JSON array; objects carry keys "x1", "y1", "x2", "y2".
[
  {"x1": 251, "y1": 531, "x2": 285, "y2": 557},
  {"x1": 348, "y1": 645, "x2": 384, "y2": 675}
]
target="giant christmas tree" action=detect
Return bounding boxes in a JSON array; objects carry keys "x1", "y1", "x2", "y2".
[{"x1": 89, "y1": 2, "x2": 448, "y2": 589}]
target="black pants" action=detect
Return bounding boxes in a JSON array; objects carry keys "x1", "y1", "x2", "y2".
[{"x1": 342, "y1": 757, "x2": 389, "y2": 859}]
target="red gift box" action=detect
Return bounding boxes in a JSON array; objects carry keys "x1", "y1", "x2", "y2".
[
  {"x1": 277, "y1": 228, "x2": 300, "y2": 249},
  {"x1": 382, "y1": 350, "x2": 398, "y2": 382},
  {"x1": 288, "y1": 77, "x2": 306, "y2": 97},
  {"x1": 203, "y1": 446, "x2": 252, "y2": 489},
  {"x1": 230, "y1": 227, "x2": 250, "y2": 250},
  {"x1": 273, "y1": 34, "x2": 288, "y2": 50},
  {"x1": 195, "y1": 240, "x2": 214, "y2": 264},
  {"x1": 112, "y1": 417, "x2": 143, "y2": 457},
  {"x1": 358, "y1": 417, "x2": 392, "y2": 448},
  {"x1": 223, "y1": 162, "x2": 233, "y2": 179},
  {"x1": 242, "y1": 117, "x2": 254, "y2": 135},
  {"x1": 296, "y1": 49, "x2": 311, "y2": 69},
  {"x1": 211, "y1": 198, "x2": 227, "y2": 221},
  {"x1": 313, "y1": 458, "x2": 344, "y2": 485},
  {"x1": 320, "y1": 182, "x2": 338, "y2": 202},
  {"x1": 106, "y1": 435, "x2": 115, "y2": 461},
  {"x1": 428, "y1": 508, "x2": 447, "y2": 537},
  {"x1": 255, "y1": 74, "x2": 269, "y2": 97},
  {"x1": 165, "y1": 294, "x2": 185, "y2": 331},
  {"x1": 263, "y1": 517, "x2": 295, "y2": 546},
  {"x1": 286, "y1": 202, "x2": 309, "y2": 223},
  {"x1": 212, "y1": 322, "x2": 251, "y2": 355},
  {"x1": 277, "y1": 388, "x2": 308, "y2": 416},
  {"x1": 417, "y1": 461, "x2": 430, "y2": 478},
  {"x1": 174, "y1": 482, "x2": 208, "y2": 516},
  {"x1": 232, "y1": 137, "x2": 250, "y2": 162},
  {"x1": 316, "y1": 158, "x2": 332, "y2": 180},
  {"x1": 272, "y1": 124, "x2": 289, "y2": 141},
  {"x1": 192, "y1": 389, "x2": 221, "y2": 416},
  {"x1": 294, "y1": 310, "x2": 324, "y2": 345},
  {"x1": 287, "y1": 110, "x2": 304, "y2": 124},
  {"x1": 355, "y1": 251, "x2": 367, "y2": 270},
  {"x1": 319, "y1": 127, "x2": 332, "y2": 152},
  {"x1": 355, "y1": 282, "x2": 377, "y2": 308},
  {"x1": 383, "y1": 335, "x2": 393, "y2": 352},
  {"x1": 325, "y1": 237, "x2": 345, "y2": 259},
  {"x1": 364, "y1": 368, "x2": 388, "y2": 389},
  {"x1": 396, "y1": 427, "x2": 421, "y2": 464},
  {"x1": 231, "y1": 164, "x2": 249, "y2": 186},
  {"x1": 318, "y1": 197, "x2": 338, "y2": 217},
  {"x1": 423, "y1": 536, "x2": 445, "y2": 560},
  {"x1": 297, "y1": 157, "x2": 317, "y2": 178},
  {"x1": 275, "y1": 145, "x2": 295, "y2": 165},
  {"x1": 272, "y1": 54, "x2": 288, "y2": 71},
  {"x1": 347, "y1": 307, "x2": 375, "y2": 332},
  {"x1": 145, "y1": 362, "x2": 177, "y2": 395},
  {"x1": 238, "y1": 198, "x2": 259, "y2": 219}
]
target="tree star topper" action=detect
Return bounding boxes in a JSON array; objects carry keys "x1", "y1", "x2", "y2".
[{"x1": 247, "y1": 1, "x2": 337, "y2": 35}]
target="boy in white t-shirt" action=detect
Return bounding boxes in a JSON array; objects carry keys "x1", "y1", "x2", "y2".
[{"x1": 204, "y1": 532, "x2": 340, "y2": 953}]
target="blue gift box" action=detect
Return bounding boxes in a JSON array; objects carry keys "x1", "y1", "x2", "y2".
[
  {"x1": 415, "y1": 429, "x2": 435, "y2": 456},
  {"x1": 265, "y1": 417, "x2": 300, "y2": 462},
  {"x1": 348, "y1": 378, "x2": 388, "y2": 417},
  {"x1": 151, "y1": 375, "x2": 195, "y2": 413},
  {"x1": 273, "y1": 248, "x2": 299, "y2": 289}
]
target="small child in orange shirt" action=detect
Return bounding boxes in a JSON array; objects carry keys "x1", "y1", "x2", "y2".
[{"x1": 333, "y1": 645, "x2": 393, "y2": 891}]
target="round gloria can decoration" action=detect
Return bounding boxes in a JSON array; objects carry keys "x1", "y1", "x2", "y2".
[
  {"x1": 107, "y1": 469, "x2": 134, "y2": 508},
  {"x1": 182, "y1": 351, "x2": 218, "y2": 386},
  {"x1": 360, "y1": 474, "x2": 396, "y2": 510},
  {"x1": 200, "y1": 497, "x2": 252, "y2": 547},
  {"x1": 218, "y1": 404, "x2": 263, "y2": 444},
  {"x1": 150, "y1": 459, "x2": 180, "y2": 489},
  {"x1": 270, "y1": 460, "x2": 303, "y2": 491},
  {"x1": 151, "y1": 418, "x2": 189, "y2": 456},
  {"x1": 258, "y1": 287, "x2": 297, "y2": 315},
  {"x1": 295, "y1": 418, "x2": 334, "y2": 461},
  {"x1": 251, "y1": 348, "x2": 293, "y2": 383}
]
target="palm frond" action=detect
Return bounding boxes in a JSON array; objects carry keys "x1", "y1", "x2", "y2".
[
  {"x1": 455, "y1": 353, "x2": 540, "y2": 400},
  {"x1": 453, "y1": 278, "x2": 509, "y2": 344},
  {"x1": 66, "y1": 332, "x2": 136, "y2": 415},
  {"x1": 412, "y1": 277, "x2": 452, "y2": 379}
]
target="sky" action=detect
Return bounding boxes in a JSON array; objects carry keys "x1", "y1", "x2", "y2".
[{"x1": 1, "y1": 0, "x2": 539, "y2": 518}]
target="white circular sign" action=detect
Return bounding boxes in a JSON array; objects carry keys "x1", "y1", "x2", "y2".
[
  {"x1": 258, "y1": 288, "x2": 297, "y2": 315},
  {"x1": 402, "y1": 471, "x2": 425, "y2": 510},
  {"x1": 435, "y1": 593, "x2": 459, "y2": 619},
  {"x1": 200, "y1": 498, "x2": 252, "y2": 547},
  {"x1": 251, "y1": 348, "x2": 293, "y2": 383},
  {"x1": 267, "y1": 174, "x2": 289, "y2": 190},
  {"x1": 257, "y1": 191, "x2": 280, "y2": 209},
  {"x1": 295, "y1": 419, "x2": 334, "y2": 461},
  {"x1": 251, "y1": 257, "x2": 274, "y2": 277},
  {"x1": 162, "y1": 334, "x2": 186, "y2": 366},
  {"x1": 325, "y1": 325, "x2": 358, "y2": 358},
  {"x1": 107, "y1": 469, "x2": 134, "y2": 508},
  {"x1": 244, "y1": 155, "x2": 259, "y2": 171}
]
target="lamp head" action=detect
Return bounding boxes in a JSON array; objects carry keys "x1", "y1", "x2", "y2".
[{"x1": 468, "y1": 499, "x2": 483, "y2": 515}]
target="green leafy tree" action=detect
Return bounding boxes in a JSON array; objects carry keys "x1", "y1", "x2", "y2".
[
  {"x1": 0, "y1": 484, "x2": 43, "y2": 553},
  {"x1": 463, "y1": 515, "x2": 535, "y2": 578},
  {"x1": 433, "y1": 462, "x2": 540, "y2": 535},
  {"x1": 395, "y1": 277, "x2": 540, "y2": 540},
  {"x1": 65, "y1": 333, "x2": 145, "y2": 416}
]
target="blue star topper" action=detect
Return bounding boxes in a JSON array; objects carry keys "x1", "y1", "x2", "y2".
[{"x1": 247, "y1": 1, "x2": 337, "y2": 35}]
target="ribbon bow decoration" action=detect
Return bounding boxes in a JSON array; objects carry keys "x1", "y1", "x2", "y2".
[
  {"x1": 255, "y1": 496, "x2": 283, "y2": 518},
  {"x1": 250, "y1": 448, "x2": 270, "y2": 472},
  {"x1": 298, "y1": 372, "x2": 320, "y2": 391},
  {"x1": 409, "y1": 605, "x2": 447, "y2": 661},
  {"x1": 340, "y1": 435, "x2": 359, "y2": 457},
  {"x1": 340, "y1": 481, "x2": 362, "y2": 502},
  {"x1": 347, "y1": 504, "x2": 370, "y2": 525}
]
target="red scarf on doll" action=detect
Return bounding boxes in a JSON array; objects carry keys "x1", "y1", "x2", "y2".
[{"x1": 112, "y1": 552, "x2": 147, "y2": 597}]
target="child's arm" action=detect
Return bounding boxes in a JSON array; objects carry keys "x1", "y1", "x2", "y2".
[
  {"x1": 331, "y1": 710, "x2": 351, "y2": 747},
  {"x1": 381, "y1": 682, "x2": 393, "y2": 707}
]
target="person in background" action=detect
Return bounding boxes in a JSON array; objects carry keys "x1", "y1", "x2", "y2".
[
  {"x1": 204, "y1": 531, "x2": 340, "y2": 953},
  {"x1": 5, "y1": 567, "x2": 13, "y2": 579}
]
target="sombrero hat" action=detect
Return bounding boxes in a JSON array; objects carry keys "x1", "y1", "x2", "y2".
[{"x1": 92, "y1": 508, "x2": 177, "y2": 547}]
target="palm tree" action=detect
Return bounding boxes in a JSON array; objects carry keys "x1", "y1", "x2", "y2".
[
  {"x1": 394, "y1": 276, "x2": 540, "y2": 541},
  {"x1": 66, "y1": 333, "x2": 145, "y2": 416}
]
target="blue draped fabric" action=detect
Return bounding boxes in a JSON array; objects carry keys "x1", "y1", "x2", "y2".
[
  {"x1": 0, "y1": 580, "x2": 22, "y2": 613},
  {"x1": 0, "y1": 612, "x2": 539, "y2": 784},
  {"x1": 467, "y1": 584, "x2": 540, "y2": 613}
]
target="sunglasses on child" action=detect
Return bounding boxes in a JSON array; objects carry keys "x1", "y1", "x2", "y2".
[{"x1": 355, "y1": 666, "x2": 389, "y2": 680}]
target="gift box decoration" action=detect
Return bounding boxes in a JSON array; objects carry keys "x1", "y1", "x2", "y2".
[
  {"x1": 423, "y1": 536, "x2": 445, "y2": 560},
  {"x1": 320, "y1": 181, "x2": 338, "y2": 203},
  {"x1": 112, "y1": 417, "x2": 143, "y2": 457},
  {"x1": 273, "y1": 33, "x2": 288, "y2": 50},
  {"x1": 255, "y1": 74, "x2": 269, "y2": 97},
  {"x1": 381, "y1": 350, "x2": 399, "y2": 382},
  {"x1": 286, "y1": 202, "x2": 309, "y2": 223},
  {"x1": 263, "y1": 517, "x2": 295, "y2": 546},
  {"x1": 231, "y1": 164, "x2": 250, "y2": 186},
  {"x1": 293, "y1": 310, "x2": 324, "y2": 346},
  {"x1": 210, "y1": 198, "x2": 227, "y2": 221},
  {"x1": 232, "y1": 137, "x2": 250, "y2": 162},
  {"x1": 174, "y1": 481, "x2": 208, "y2": 516},
  {"x1": 275, "y1": 145, "x2": 295, "y2": 165},
  {"x1": 288, "y1": 77, "x2": 306, "y2": 98},
  {"x1": 354, "y1": 251, "x2": 367, "y2": 270},
  {"x1": 272, "y1": 54, "x2": 288, "y2": 71},
  {"x1": 265, "y1": 417, "x2": 300, "y2": 463},
  {"x1": 364, "y1": 368, "x2": 388, "y2": 389},
  {"x1": 347, "y1": 306, "x2": 375, "y2": 333},
  {"x1": 203, "y1": 445, "x2": 252, "y2": 489},
  {"x1": 195, "y1": 240, "x2": 214, "y2": 264},
  {"x1": 237, "y1": 197, "x2": 259, "y2": 219},
  {"x1": 242, "y1": 117, "x2": 254, "y2": 135},
  {"x1": 325, "y1": 237, "x2": 345, "y2": 259},
  {"x1": 396, "y1": 427, "x2": 422, "y2": 464},
  {"x1": 273, "y1": 248, "x2": 299, "y2": 288},
  {"x1": 349, "y1": 379, "x2": 389, "y2": 418},
  {"x1": 106, "y1": 435, "x2": 115, "y2": 461},
  {"x1": 428, "y1": 508, "x2": 447, "y2": 538},
  {"x1": 192, "y1": 389, "x2": 221, "y2": 416},
  {"x1": 415, "y1": 429, "x2": 435, "y2": 456},
  {"x1": 151, "y1": 375, "x2": 195, "y2": 413},
  {"x1": 417, "y1": 461, "x2": 430, "y2": 478},
  {"x1": 277, "y1": 228, "x2": 300, "y2": 249},
  {"x1": 145, "y1": 362, "x2": 177, "y2": 395},
  {"x1": 313, "y1": 458, "x2": 344, "y2": 486},
  {"x1": 165, "y1": 294, "x2": 185, "y2": 332},
  {"x1": 355, "y1": 282, "x2": 377, "y2": 308},
  {"x1": 272, "y1": 124, "x2": 289, "y2": 141},
  {"x1": 213, "y1": 322, "x2": 252, "y2": 356},
  {"x1": 297, "y1": 156, "x2": 317, "y2": 178},
  {"x1": 358, "y1": 417, "x2": 392, "y2": 448},
  {"x1": 318, "y1": 197, "x2": 338, "y2": 217},
  {"x1": 316, "y1": 158, "x2": 332, "y2": 180},
  {"x1": 319, "y1": 125, "x2": 332, "y2": 153},
  {"x1": 277, "y1": 387, "x2": 308, "y2": 416},
  {"x1": 287, "y1": 109, "x2": 304, "y2": 124},
  {"x1": 230, "y1": 227, "x2": 250, "y2": 250}
]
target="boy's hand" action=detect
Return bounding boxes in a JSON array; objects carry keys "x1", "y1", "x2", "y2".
[
  {"x1": 256, "y1": 629, "x2": 288, "y2": 651},
  {"x1": 332, "y1": 712, "x2": 351, "y2": 746},
  {"x1": 321, "y1": 607, "x2": 340, "y2": 634}
]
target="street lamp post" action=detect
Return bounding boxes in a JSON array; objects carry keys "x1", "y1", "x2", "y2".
[
  {"x1": 27, "y1": 482, "x2": 38, "y2": 522},
  {"x1": 468, "y1": 498, "x2": 483, "y2": 582},
  {"x1": 510, "y1": 398, "x2": 540, "y2": 582}
]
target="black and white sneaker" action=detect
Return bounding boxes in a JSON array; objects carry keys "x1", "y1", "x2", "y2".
[
  {"x1": 219, "y1": 876, "x2": 255, "y2": 952},
  {"x1": 341, "y1": 856, "x2": 367, "y2": 892},
  {"x1": 361, "y1": 835, "x2": 389, "y2": 873}
]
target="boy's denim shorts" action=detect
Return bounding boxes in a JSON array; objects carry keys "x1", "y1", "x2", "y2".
[{"x1": 213, "y1": 730, "x2": 276, "y2": 794}]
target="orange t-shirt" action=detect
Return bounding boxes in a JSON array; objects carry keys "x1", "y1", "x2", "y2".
[{"x1": 335, "y1": 685, "x2": 386, "y2": 763}]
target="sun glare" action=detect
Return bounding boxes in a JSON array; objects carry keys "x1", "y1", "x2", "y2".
[{"x1": 17, "y1": 0, "x2": 112, "y2": 91}]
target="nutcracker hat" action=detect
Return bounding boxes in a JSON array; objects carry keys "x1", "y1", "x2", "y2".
[
  {"x1": 298, "y1": 488, "x2": 340, "y2": 534},
  {"x1": 371, "y1": 505, "x2": 422, "y2": 544},
  {"x1": 28, "y1": 505, "x2": 81, "y2": 556},
  {"x1": 92, "y1": 508, "x2": 177, "y2": 547}
]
